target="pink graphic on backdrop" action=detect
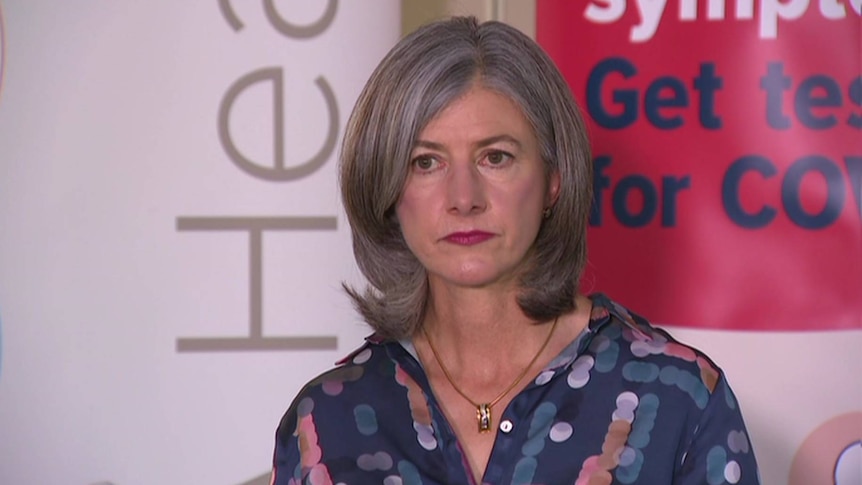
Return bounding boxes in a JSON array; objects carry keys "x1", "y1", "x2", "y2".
[
  {"x1": 790, "y1": 412, "x2": 862, "y2": 485},
  {"x1": 537, "y1": 0, "x2": 862, "y2": 331}
]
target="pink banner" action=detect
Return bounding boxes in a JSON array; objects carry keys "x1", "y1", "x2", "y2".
[{"x1": 537, "y1": 0, "x2": 861, "y2": 331}]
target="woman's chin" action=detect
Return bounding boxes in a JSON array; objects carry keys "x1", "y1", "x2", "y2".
[{"x1": 430, "y1": 264, "x2": 520, "y2": 290}]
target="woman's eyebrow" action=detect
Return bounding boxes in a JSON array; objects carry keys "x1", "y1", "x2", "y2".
[
  {"x1": 412, "y1": 140, "x2": 445, "y2": 151},
  {"x1": 475, "y1": 134, "x2": 521, "y2": 149},
  {"x1": 412, "y1": 135, "x2": 522, "y2": 151}
]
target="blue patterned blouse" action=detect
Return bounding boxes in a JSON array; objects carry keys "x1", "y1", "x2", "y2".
[{"x1": 271, "y1": 294, "x2": 760, "y2": 484}]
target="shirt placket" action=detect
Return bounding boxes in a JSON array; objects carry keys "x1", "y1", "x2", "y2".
[
  {"x1": 385, "y1": 341, "x2": 477, "y2": 485},
  {"x1": 481, "y1": 313, "x2": 608, "y2": 484}
]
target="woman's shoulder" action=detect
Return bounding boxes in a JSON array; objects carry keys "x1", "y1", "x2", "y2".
[
  {"x1": 288, "y1": 338, "x2": 389, "y2": 402},
  {"x1": 587, "y1": 293, "x2": 727, "y2": 404},
  {"x1": 582, "y1": 295, "x2": 759, "y2": 483},
  {"x1": 275, "y1": 336, "x2": 408, "y2": 433}
]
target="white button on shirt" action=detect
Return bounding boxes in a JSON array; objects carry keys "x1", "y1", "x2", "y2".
[{"x1": 500, "y1": 420, "x2": 513, "y2": 433}]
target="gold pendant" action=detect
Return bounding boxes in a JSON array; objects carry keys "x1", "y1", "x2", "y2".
[{"x1": 477, "y1": 404, "x2": 492, "y2": 432}]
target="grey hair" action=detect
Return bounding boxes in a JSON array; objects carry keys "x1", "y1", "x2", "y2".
[{"x1": 340, "y1": 16, "x2": 592, "y2": 340}]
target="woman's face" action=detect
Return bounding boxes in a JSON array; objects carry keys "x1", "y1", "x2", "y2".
[{"x1": 395, "y1": 84, "x2": 559, "y2": 292}]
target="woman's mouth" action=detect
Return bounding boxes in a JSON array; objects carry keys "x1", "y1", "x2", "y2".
[{"x1": 443, "y1": 231, "x2": 494, "y2": 245}]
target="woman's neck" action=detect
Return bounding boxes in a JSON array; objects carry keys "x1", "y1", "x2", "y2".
[{"x1": 419, "y1": 283, "x2": 550, "y2": 377}]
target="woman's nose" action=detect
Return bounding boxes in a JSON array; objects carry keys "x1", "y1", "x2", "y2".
[{"x1": 446, "y1": 161, "x2": 487, "y2": 215}]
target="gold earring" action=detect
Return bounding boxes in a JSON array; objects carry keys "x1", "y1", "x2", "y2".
[{"x1": 542, "y1": 207, "x2": 552, "y2": 219}]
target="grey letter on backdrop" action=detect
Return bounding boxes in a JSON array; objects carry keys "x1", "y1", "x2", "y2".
[
  {"x1": 218, "y1": 68, "x2": 338, "y2": 182},
  {"x1": 219, "y1": 0, "x2": 337, "y2": 37},
  {"x1": 175, "y1": 216, "x2": 338, "y2": 352},
  {"x1": 264, "y1": 0, "x2": 338, "y2": 38}
]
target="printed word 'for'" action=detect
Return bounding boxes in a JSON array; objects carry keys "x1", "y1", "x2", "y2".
[{"x1": 591, "y1": 156, "x2": 861, "y2": 230}]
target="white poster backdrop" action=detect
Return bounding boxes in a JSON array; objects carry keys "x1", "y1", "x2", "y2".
[{"x1": 0, "y1": 1, "x2": 399, "y2": 484}]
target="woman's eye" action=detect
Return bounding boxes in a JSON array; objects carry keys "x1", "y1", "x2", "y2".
[
  {"x1": 485, "y1": 151, "x2": 512, "y2": 166},
  {"x1": 412, "y1": 155, "x2": 438, "y2": 171}
]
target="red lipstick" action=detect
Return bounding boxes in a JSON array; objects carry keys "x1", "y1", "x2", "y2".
[{"x1": 443, "y1": 230, "x2": 494, "y2": 245}]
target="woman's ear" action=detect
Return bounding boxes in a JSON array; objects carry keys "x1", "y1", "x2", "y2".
[{"x1": 547, "y1": 170, "x2": 561, "y2": 207}]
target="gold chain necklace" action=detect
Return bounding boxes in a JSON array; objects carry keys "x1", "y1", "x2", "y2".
[{"x1": 422, "y1": 316, "x2": 559, "y2": 433}]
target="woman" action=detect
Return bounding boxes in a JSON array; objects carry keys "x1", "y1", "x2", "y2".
[{"x1": 271, "y1": 17, "x2": 759, "y2": 485}]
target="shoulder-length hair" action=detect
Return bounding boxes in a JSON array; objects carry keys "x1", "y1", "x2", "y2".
[{"x1": 340, "y1": 16, "x2": 592, "y2": 340}]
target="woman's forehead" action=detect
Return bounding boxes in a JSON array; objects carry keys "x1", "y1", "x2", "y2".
[{"x1": 415, "y1": 85, "x2": 534, "y2": 142}]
